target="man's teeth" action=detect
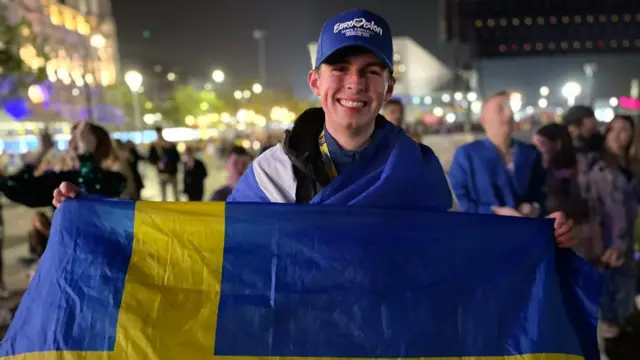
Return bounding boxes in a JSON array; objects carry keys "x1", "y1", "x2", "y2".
[{"x1": 339, "y1": 99, "x2": 365, "y2": 108}]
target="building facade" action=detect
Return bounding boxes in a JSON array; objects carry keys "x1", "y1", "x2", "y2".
[
  {"x1": 0, "y1": 0, "x2": 121, "y2": 152},
  {"x1": 3, "y1": 0, "x2": 120, "y2": 122}
]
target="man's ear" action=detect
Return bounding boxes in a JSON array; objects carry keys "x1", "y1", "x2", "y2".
[
  {"x1": 308, "y1": 69, "x2": 321, "y2": 96},
  {"x1": 383, "y1": 75, "x2": 396, "y2": 102}
]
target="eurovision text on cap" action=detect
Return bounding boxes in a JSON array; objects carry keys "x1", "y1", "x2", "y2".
[{"x1": 315, "y1": 9, "x2": 393, "y2": 70}]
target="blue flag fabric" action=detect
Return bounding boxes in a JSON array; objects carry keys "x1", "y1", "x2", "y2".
[{"x1": 0, "y1": 198, "x2": 601, "y2": 360}]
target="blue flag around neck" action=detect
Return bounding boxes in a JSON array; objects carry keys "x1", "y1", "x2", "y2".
[{"x1": 0, "y1": 198, "x2": 601, "y2": 360}]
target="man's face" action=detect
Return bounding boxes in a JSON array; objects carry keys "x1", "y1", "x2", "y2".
[
  {"x1": 308, "y1": 51, "x2": 394, "y2": 132},
  {"x1": 480, "y1": 95, "x2": 514, "y2": 137},
  {"x1": 579, "y1": 116, "x2": 598, "y2": 138},
  {"x1": 226, "y1": 153, "x2": 251, "y2": 180},
  {"x1": 383, "y1": 103, "x2": 404, "y2": 126}
]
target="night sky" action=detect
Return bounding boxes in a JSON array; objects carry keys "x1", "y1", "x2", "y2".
[{"x1": 111, "y1": 0, "x2": 640, "y2": 101}]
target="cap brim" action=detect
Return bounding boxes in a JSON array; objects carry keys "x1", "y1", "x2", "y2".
[{"x1": 316, "y1": 43, "x2": 393, "y2": 71}]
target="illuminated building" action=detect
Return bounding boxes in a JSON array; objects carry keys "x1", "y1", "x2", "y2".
[
  {"x1": 443, "y1": 0, "x2": 640, "y2": 57},
  {"x1": 2, "y1": 0, "x2": 121, "y2": 131}
]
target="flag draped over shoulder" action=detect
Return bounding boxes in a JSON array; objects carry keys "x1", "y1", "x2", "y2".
[{"x1": 0, "y1": 197, "x2": 601, "y2": 360}]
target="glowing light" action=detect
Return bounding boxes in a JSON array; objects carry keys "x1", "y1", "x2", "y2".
[
  {"x1": 445, "y1": 113, "x2": 456, "y2": 123},
  {"x1": 211, "y1": 69, "x2": 225, "y2": 83},
  {"x1": 538, "y1": 98, "x2": 548, "y2": 108}
]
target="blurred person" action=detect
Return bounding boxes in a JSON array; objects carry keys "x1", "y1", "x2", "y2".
[
  {"x1": 5, "y1": 122, "x2": 126, "y2": 266},
  {"x1": 124, "y1": 141, "x2": 144, "y2": 199},
  {"x1": 210, "y1": 146, "x2": 252, "y2": 201},
  {"x1": 449, "y1": 91, "x2": 546, "y2": 217},
  {"x1": 0, "y1": 131, "x2": 56, "y2": 296},
  {"x1": 53, "y1": 10, "x2": 574, "y2": 248},
  {"x1": 534, "y1": 123, "x2": 603, "y2": 263},
  {"x1": 102, "y1": 140, "x2": 138, "y2": 200},
  {"x1": 588, "y1": 115, "x2": 639, "y2": 339},
  {"x1": 148, "y1": 127, "x2": 180, "y2": 201},
  {"x1": 381, "y1": 98, "x2": 421, "y2": 141},
  {"x1": 34, "y1": 131, "x2": 60, "y2": 176},
  {"x1": 381, "y1": 98, "x2": 404, "y2": 127},
  {"x1": 182, "y1": 146, "x2": 208, "y2": 201},
  {"x1": 564, "y1": 105, "x2": 604, "y2": 155}
]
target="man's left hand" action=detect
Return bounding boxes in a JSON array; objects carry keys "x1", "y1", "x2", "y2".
[
  {"x1": 546, "y1": 211, "x2": 574, "y2": 248},
  {"x1": 492, "y1": 206, "x2": 523, "y2": 217}
]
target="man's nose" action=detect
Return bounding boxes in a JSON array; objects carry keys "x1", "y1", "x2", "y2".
[{"x1": 344, "y1": 71, "x2": 366, "y2": 92}]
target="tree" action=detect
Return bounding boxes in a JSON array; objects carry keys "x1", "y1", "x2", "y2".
[
  {"x1": 0, "y1": 3, "x2": 48, "y2": 101},
  {"x1": 100, "y1": 82, "x2": 152, "y2": 128},
  {"x1": 240, "y1": 89, "x2": 316, "y2": 120},
  {"x1": 162, "y1": 85, "x2": 228, "y2": 127}
]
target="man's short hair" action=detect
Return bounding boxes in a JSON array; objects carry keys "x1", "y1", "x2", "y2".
[
  {"x1": 229, "y1": 145, "x2": 252, "y2": 159},
  {"x1": 484, "y1": 90, "x2": 510, "y2": 103},
  {"x1": 154, "y1": 126, "x2": 163, "y2": 133},
  {"x1": 315, "y1": 46, "x2": 393, "y2": 75},
  {"x1": 383, "y1": 98, "x2": 403, "y2": 109},
  {"x1": 481, "y1": 90, "x2": 511, "y2": 111},
  {"x1": 563, "y1": 105, "x2": 595, "y2": 128}
]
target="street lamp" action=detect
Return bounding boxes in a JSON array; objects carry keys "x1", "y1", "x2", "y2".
[
  {"x1": 124, "y1": 70, "x2": 143, "y2": 140},
  {"x1": 233, "y1": 90, "x2": 243, "y2": 100},
  {"x1": 252, "y1": 83, "x2": 263, "y2": 94},
  {"x1": 538, "y1": 98, "x2": 548, "y2": 108},
  {"x1": 27, "y1": 85, "x2": 46, "y2": 104},
  {"x1": 253, "y1": 29, "x2": 267, "y2": 87},
  {"x1": 212, "y1": 69, "x2": 225, "y2": 83},
  {"x1": 509, "y1": 92, "x2": 523, "y2": 112},
  {"x1": 539, "y1": 86, "x2": 550, "y2": 97},
  {"x1": 242, "y1": 90, "x2": 251, "y2": 99},
  {"x1": 90, "y1": 34, "x2": 106, "y2": 49},
  {"x1": 561, "y1": 81, "x2": 581, "y2": 106}
]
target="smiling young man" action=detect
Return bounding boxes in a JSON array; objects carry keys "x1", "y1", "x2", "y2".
[{"x1": 226, "y1": 9, "x2": 454, "y2": 210}]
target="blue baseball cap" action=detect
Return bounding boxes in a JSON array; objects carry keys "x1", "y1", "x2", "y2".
[{"x1": 315, "y1": 9, "x2": 393, "y2": 71}]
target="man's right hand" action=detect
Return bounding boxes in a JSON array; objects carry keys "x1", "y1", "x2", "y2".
[
  {"x1": 53, "y1": 182, "x2": 82, "y2": 208},
  {"x1": 601, "y1": 248, "x2": 625, "y2": 268}
]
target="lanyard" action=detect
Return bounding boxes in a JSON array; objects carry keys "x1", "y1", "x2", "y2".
[{"x1": 318, "y1": 129, "x2": 338, "y2": 180}]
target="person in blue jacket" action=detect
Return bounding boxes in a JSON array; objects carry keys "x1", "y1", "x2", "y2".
[
  {"x1": 449, "y1": 91, "x2": 547, "y2": 217},
  {"x1": 52, "y1": 10, "x2": 574, "y2": 247}
]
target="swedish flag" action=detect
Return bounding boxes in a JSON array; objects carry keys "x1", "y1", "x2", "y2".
[{"x1": 0, "y1": 198, "x2": 600, "y2": 359}]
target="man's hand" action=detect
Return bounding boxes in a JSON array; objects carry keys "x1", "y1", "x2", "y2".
[
  {"x1": 492, "y1": 206, "x2": 523, "y2": 217},
  {"x1": 546, "y1": 211, "x2": 574, "y2": 248},
  {"x1": 52, "y1": 182, "x2": 82, "y2": 208},
  {"x1": 518, "y1": 202, "x2": 541, "y2": 218},
  {"x1": 601, "y1": 248, "x2": 625, "y2": 268}
]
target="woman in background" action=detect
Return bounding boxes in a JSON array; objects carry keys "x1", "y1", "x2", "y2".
[
  {"x1": 588, "y1": 115, "x2": 639, "y2": 339},
  {"x1": 102, "y1": 140, "x2": 138, "y2": 200},
  {"x1": 8, "y1": 122, "x2": 126, "y2": 267}
]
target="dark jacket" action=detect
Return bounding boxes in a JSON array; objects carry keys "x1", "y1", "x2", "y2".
[{"x1": 281, "y1": 107, "x2": 389, "y2": 204}]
